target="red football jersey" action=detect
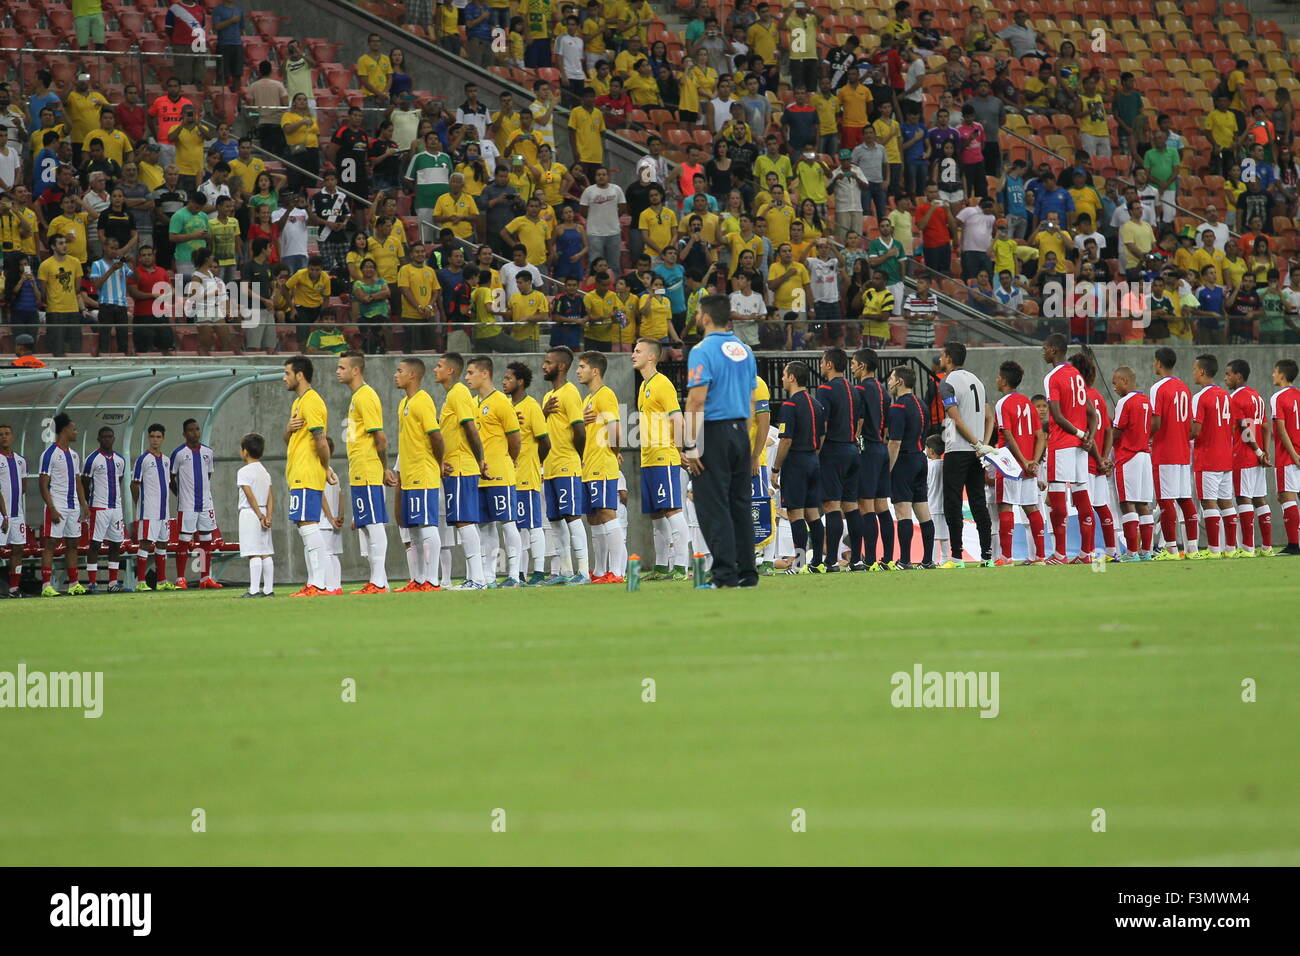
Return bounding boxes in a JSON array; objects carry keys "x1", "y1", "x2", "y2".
[
  {"x1": 1272, "y1": 386, "x2": 1300, "y2": 468},
  {"x1": 1149, "y1": 375, "x2": 1192, "y2": 466},
  {"x1": 1229, "y1": 386, "x2": 1267, "y2": 470},
  {"x1": 1084, "y1": 386, "x2": 1111, "y2": 476},
  {"x1": 1042, "y1": 363, "x2": 1087, "y2": 450},
  {"x1": 1192, "y1": 384, "x2": 1234, "y2": 472},
  {"x1": 995, "y1": 392, "x2": 1039, "y2": 462},
  {"x1": 1112, "y1": 391, "x2": 1152, "y2": 464}
]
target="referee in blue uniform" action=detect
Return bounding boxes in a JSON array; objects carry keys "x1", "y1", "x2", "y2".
[{"x1": 684, "y1": 295, "x2": 759, "y2": 588}]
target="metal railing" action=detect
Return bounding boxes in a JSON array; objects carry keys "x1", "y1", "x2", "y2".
[{"x1": 999, "y1": 123, "x2": 1243, "y2": 242}]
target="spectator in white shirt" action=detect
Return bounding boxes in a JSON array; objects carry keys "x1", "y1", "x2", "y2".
[
  {"x1": 728, "y1": 269, "x2": 766, "y2": 347},
  {"x1": 956, "y1": 196, "x2": 997, "y2": 280},
  {"x1": 579, "y1": 166, "x2": 627, "y2": 268},
  {"x1": 554, "y1": 17, "x2": 587, "y2": 97}
]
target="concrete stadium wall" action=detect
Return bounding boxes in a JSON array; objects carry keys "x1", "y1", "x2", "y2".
[{"x1": 6, "y1": 343, "x2": 1296, "y2": 583}]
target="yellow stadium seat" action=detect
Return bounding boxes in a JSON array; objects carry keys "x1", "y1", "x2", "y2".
[
  {"x1": 1005, "y1": 113, "x2": 1028, "y2": 131},
  {"x1": 1228, "y1": 36, "x2": 1252, "y2": 55},
  {"x1": 1189, "y1": 58, "x2": 1215, "y2": 74},
  {"x1": 1258, "y1": 39, "x2": 1280, "y2": 55},
  {"x1": 1216, "y1": 19, "x2": 1243, "y2": 36},
  {"x1": 1166, "y1": 57, "x2": 1190, "y2": 74},
  {"x1": 1083, "y1": 18, "x2": 1106, "y2": 35},
  {"x1": 1112, "y1": 19, "x2": 1137, "y2": 34},
  {"x1": 1155, "y1": 1, "x2": 1179, "y2": 16}
]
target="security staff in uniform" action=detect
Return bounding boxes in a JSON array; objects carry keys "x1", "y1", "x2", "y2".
[
  {"x1": 774, "y1": 360, "x2": 826, "y2": 574},
  {"x1": 886, "y1": 366, "x2": 936, "y2": 569},
  {"x1": 852, "y1": 347, "x2": 895, "y2": 570},
  {"x1": 683, "y1": 294, "x2": 759, "y2": 588},
  {"x1": 815, "y1": 348, "x2": 861, "y2": 572}
]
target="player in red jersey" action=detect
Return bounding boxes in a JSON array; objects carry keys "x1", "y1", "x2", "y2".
[
  {"x1": 1040, "y1": 333, "x2": 1097, "y2": 563},
  {"x1": 1071, "y1": 352, "x2": 1117, "y2": 560},
  {"x1": 993, "y1": 361, "x2": 1046, "y2": 565},
  {"x1": 1148, "y1": 347, "x2": 1198, "y2": 558},
  {"x1": 1190, "y1": 354, "x2": 1236, "y2": 557},
  {"x1": 1270, "y1": 358, "x2": 1300, "y2": 555},
  {"x1": 1225, "y1": 358, "x2": 1273, "y2": 556},
  {"x1": 1110, "y1": 366, "x2": 1156, "y2": 560}
]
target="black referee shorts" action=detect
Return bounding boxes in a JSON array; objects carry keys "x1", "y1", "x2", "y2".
[
  {"x1": 890, "y1": 453, "x2": 927, "y2": 504},
  {"x1": 780, "y1": 451, "x2": 821, "y2": 510},
  {"x1": 819, "y1": 441, "x2": 859, "y2": 503},
  {"x1": 857, "y1": 442, "x2": 891, "y2": 499}
]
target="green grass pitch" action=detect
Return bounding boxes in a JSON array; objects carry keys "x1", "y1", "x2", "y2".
[{"x1": 3, "y1": 560, "x2": 1299, "y2": 866}]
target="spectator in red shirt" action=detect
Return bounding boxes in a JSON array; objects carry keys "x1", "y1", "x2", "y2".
[
  {"x1": 164, "y1": 1, "x2": 208, "y2": 86},
  {"x1": 914, "y1": 182, "x2": 959, "y2": 276},
  {"x1": 595, "y1": 78, "x2": 634, "y2": 129},
  {"x1": 116, "y1": 83, "x2": 150, "y2": 145},
  {"x1": 127, "y1": 244, "x2": 175, "y2": 355}
]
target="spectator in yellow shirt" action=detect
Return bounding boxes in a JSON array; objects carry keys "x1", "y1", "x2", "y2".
[{"x1": 637, "y1": 185, "x2": 677, "y2": 264}]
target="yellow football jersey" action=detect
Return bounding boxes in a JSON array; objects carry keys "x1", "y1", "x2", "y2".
[
  {"x1": 541, "y1": 380, "x2": 585, "y2": 478},
  {"x1": 397, "y1": 389, "x2": 441, "y2": 490},
  {"x1": 748, "y1": 375, "x2": 770, "y2": 453},
  {"x1": 440, "y1": 381, "x2": 481, "y2": 476},
  {"x1": 582, "y1": 384, "x2": 621, "y2": 481},
  {"x1": 637, "y1": 371, "x2": 681, "y2": 467},
  {"x1": 513, "y1": 395, "x2": 548, "y2": 492},
  {"x1": 345, "y1": 383, "x2": 385, "y2": 486},
  {"x1": 475, "y1": 389, "x2": 519, "y2": 488},
  {"x1": 287, "y1": 387, "x2": 328, "y2": 491}
]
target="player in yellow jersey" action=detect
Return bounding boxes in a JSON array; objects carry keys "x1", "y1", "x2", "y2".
[
  {"x1": 465, "y1": 356, "x2": 520, "y2": 587},
  {"x1": 393, "y1": 357, "x2": 445, "y2": 592},
  {"x1": 577, "y1": 350, "x2": 622, "y2": 583},
  {"x1": 750, "y1": 372, "x2": 775, "y2": 573},
  {"x1": 504, "y1": 361, "x2": 552, "y2": 585},
  {"x1": 335, "y1": 351, "x2": 391, "y2": 594},
  {"x1": 632, "y1": 338, "x2": 689, "y2": 581},
  {"x1": 434, "y1": 352, "x2": 489, "y2": 590},
  {"x1": 540, "y1": 345, "x2": 590, "y2": 584},
  {"x1": 466, "y1": 355, "x2": 522, "y2": 587},
  {"x1": 282, "y1": 356, "x2": 334, "y2": 597}
]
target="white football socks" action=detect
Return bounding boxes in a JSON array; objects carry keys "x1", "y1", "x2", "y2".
[
  {"x1": 260, "y1": 555, "x2": 274, "y2": 594},
  {"x1": 569, "y1": 518, "x2": 589, "y2": 577},
  {"x1": 416, "y1": 525, "x2": 441, "y2": 585},
  {"x1": 550, "y1": 518, "x2": 573, "y2": 576},
  {"x1": 365, "y1": 523, "x2": 389, "y2": 588},
  {"x1": 652, "y1": 517, "x2": 669, "y2": 567},
  {"x1": 298, "y1": 523, "x2": 325, "y2": 590},
  {"x1": 458, "y1": 524, "x2": 484, "y2": 585},
  {"x1": 667, "y1": 511, "x2": 689, "y2": 569},
  {"x1": 528, "y1": 527, "x2": 545, "y2": 576}
]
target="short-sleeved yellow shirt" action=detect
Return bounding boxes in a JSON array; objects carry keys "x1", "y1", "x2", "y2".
[{"x1": 397, "y1": 389, "x2": 441, "y2": 490}]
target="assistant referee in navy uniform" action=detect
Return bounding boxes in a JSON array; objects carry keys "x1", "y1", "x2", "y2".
[{"x1": 683, "y1": 294, "x2": 759, "y2": 588}]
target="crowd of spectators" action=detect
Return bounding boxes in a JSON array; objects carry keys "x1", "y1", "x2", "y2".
[{"x1": 5, "y1": 0, "x2": 1300, "y2": 359}]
